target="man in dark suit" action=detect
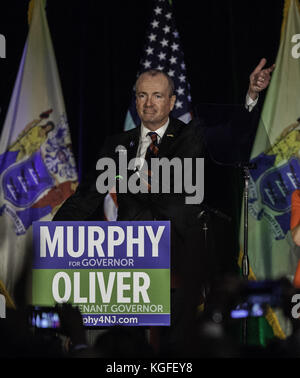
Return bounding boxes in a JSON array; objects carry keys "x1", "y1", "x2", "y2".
[
  {"x1": 53, "y1": 62, "x2": 274, "y2": 277},
  {"x1": 53, "y1": 64, "x2": 274, "y2": 356},
  {"x1": 53, "y1": 70, "x2": 205, "y2": 279}
]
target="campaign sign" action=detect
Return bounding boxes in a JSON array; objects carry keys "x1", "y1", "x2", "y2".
[{"x1": 32, "y1": 221, "x2": 170, "y2": 327}]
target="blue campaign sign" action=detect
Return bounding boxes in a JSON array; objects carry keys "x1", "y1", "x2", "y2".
[
  {"x1": 32, "y1": 221, "x2": 171, "y2": 326},
  {"x1": 33, "y1": 221, "x2": 170, "y2": 269}
]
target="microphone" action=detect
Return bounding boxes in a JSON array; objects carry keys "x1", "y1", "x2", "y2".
[
  {"x1": 234, "y1": 162, "x2": 257, "y2": 170},
  {"x1": 198, "y1": 204, "x2": 232, "y2": 222},
  {"x1": 114, "y1": 146, "x2": 127, "y2": 185}
]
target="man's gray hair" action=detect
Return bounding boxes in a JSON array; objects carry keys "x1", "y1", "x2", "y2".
[{"x1": 134, "y1": 69, "x2": 175, "y2": 97}]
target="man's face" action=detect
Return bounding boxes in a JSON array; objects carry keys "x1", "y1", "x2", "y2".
[{"x1": 135, "y1": 73, "x2": 176, "y2": 130}]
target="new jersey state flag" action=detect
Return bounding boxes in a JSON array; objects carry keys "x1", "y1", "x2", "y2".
[
  {"x1": 0, "y1": 0, "x2": 78, "y2": 299},
  {"x1": 239, "y1": 0, "x2": 300, "y2": 344}
]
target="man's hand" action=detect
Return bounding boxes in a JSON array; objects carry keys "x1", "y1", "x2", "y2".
[{"x1": 248, "y1": 58, "x2": 275, "y2": 100}]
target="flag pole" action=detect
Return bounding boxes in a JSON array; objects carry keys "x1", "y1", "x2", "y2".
[
  {"x1": 242, "y1": 165, "x2": 250, "y2": 280},
  {"x1": 240, "y1": 161, "x2": 256, "y2": 344},
  {"x1": 241, "y1": 164, "x2": 250, "y2": 345}
]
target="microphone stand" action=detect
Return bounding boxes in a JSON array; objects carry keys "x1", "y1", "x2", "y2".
[
  {"x1": 241, "y1": 163, "x2": 250, "y2": 345},
  {"x1": 203, "y1": 160, "x2": 255, "y2": 345},
  {"x1": 197, "y1": 208, "x2": 210, "y2": 300},
  {"x1": 197, "y1": 205, "x2": 232, "y2": 300},
  {"x1": 240, "y1": 163, "x2": 251, "y2": 280},
  {"x1": 238, "y1": 162, "x2": 256, "y2": 345}
]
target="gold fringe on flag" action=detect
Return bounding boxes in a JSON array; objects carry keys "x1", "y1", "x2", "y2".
[
  {"x1": 27, "y1": 0, "x2": 35, "y2": 26},
  {"x1": 0, "y1": 280, "x2": 16, "y2": 309},
  {"x1": 281, "y1": 0, "x2": 300, "y2": 41},
  {"x1": 238, "y1": 250, "x2": 286, "y2": 340}
]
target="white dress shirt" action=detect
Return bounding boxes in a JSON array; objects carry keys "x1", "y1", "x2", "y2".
[
  {"x1": 134, "y1": 119, "x2": 169, "y2": 171},
  {"x1": 245, "y1": 93, "x2": 258, "y2": 112}
]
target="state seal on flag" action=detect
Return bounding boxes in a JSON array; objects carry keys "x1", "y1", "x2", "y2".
[{"x1": 0, "y1": 111, "x2": 78, "y2": 235}]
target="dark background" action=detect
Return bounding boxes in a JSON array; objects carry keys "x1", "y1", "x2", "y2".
[{"x1": 0, "y1": 0, "x2": 284, "y2": 275}]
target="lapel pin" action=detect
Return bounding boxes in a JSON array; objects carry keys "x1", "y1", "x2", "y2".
[
  {"x1": 167, "y1": 134, "x2": 174, "y2": 137},
  {"x1": 130, "y1": 141, "x2": 135, "y2": 147}
]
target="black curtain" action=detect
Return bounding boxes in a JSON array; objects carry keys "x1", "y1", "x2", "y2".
[{"x1": 0, "y1": 0, "x2": 284, "y2": 276}]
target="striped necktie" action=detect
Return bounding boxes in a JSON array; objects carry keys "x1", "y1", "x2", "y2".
[
  {"x1": 145, "y1": 132, "x2": 159, "y2": 163},
  {"x1": 142, "y1": 131, "x2": 159, "y2": 191}
]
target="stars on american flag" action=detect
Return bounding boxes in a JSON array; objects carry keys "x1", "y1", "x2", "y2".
[
  {"x1": 160, "y1": 38, "x2": 169, "y2": 47},
  {"x1": 176, "y1": 86, "x2": 184, "y2": 96},
  {"x1": 175, "y1": 100, "x2": 183, "y2": 109},
  {"x1": 148, "y1": 33, "x2": 157, "y2": 42},
  {"x1": 143, "y1": 60, "x2": 152, "y2": 69},
  {"x1": 158, "y1": 52, "x2": 166, "y2": 61},
  {"x1": 137, "y1": 0, "x2": 192, "y2": 119},
  {"x1": 179, "y1": 74, "x2": 186, "y2": 82},
  {"x1": 151, "y1": 20, "x2": 159, "y2": 28},
  {"x1": 163, "y1": 25, "x2": 170, "y2": 34},
  {"x1": 146, "y1": 46, "x2": 154, "y2": 55},
  {"x1": 154, "y1": 6, "x2": 162, "y2": 15},
  {"x1": 171, "y1": 42, "x2": 179, "y2": 51}
]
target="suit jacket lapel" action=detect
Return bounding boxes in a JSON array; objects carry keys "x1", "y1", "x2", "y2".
[
  {"x1": 125, "y1": 127, "x2": 140, "y2": 163},
  {"x1": 157, "y1": 118, "x2": 181, "y2": 157}
]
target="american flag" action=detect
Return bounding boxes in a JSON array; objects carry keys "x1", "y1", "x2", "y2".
[
  {"x1": 124, "y1": 0, "x2": 192, "y2": 131},
  {"x1": 104, "y1": 0, "x2": 192, "y2": 220}
]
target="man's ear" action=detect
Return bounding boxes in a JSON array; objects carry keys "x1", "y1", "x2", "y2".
[{"x1": 170, "y1": 95, "x2": 176, "y2": 111}]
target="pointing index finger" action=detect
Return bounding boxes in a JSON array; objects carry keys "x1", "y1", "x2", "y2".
[{"x1": 253, "y1": 58, "x2": 267, "y2": 74}]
